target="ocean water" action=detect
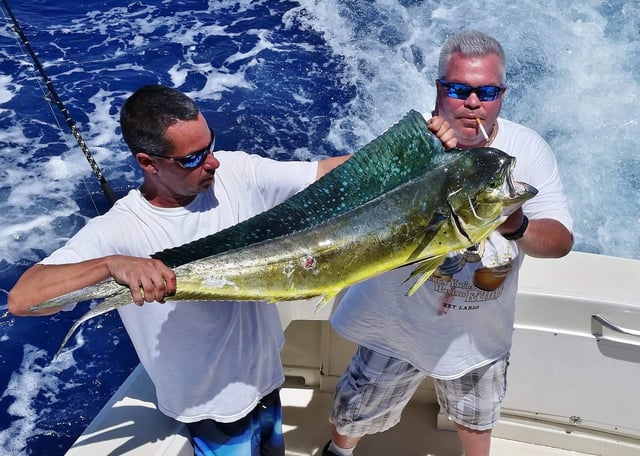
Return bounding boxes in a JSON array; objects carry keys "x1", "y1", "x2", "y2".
[{"x1": 0, "y1": 0, "x2": 638, "y2": 454}]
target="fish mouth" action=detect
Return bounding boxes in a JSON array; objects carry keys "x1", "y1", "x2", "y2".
[
  {"x1": 503, "y1": 164, "x2": 538, "y2": 217},
  {"x1": 510, "y1": 180, "x2": 537, "y2": 197}
]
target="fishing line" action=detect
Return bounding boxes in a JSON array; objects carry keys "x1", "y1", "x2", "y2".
[{"x1": 1, "y1": 0, "x2": 117, "y2": 208}]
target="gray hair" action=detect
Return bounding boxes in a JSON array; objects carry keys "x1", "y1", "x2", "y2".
[{"x1": 438, "y1": 30, "x2": 506, "y2": 84}]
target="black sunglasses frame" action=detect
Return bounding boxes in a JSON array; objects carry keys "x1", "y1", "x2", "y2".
[{"x1": 147, "y1": 127, "x2": 216, "y2": 169}]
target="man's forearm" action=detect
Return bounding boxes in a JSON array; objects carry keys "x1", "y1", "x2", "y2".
[
  {"x1": 8, "y1": 258, "x2": 113, "y2": 316},
  {"x1": 513, "y1": 218, "x2": 573, "y2": 258}
]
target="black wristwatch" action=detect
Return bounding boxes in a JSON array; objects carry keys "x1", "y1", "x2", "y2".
[{"x1": 502, "y1": 215, "x2": 529, "y2": 241}]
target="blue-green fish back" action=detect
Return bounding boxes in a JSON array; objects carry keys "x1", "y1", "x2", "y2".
[{"x1": 152, "y1": 110, "x2": 447, "y2": 267}]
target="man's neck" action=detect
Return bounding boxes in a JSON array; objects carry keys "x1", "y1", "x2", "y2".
[{"x1": 139, "y1": 183, "x2": 197, "y2": 208}]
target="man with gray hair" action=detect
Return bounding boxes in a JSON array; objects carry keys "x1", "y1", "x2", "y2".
[{"x1": 323, "y1": 30, "x2": 573, "y2": 456}]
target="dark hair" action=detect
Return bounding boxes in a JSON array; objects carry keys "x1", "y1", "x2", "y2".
[
  {"x1": 438, "y1": 30, "x2": 506, "y2": 84},
  {"x1": 120, "y1": 85, "x2": 200, "y2": 157}
]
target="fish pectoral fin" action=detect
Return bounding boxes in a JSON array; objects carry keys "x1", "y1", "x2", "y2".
[
  {"x1": 54, "y1": 289, "x2": 132, "y2": 359},
  {"x1": 403, "y1": 256, "x2": 445, "y2": 297},
  {"x1": 314, "y1": 292, "x2": 338, "y2": 312}
]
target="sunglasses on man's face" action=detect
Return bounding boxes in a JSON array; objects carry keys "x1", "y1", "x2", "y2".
[
  {"x1": 149, "y1": 127, "x2": 216, "y2": 169},
  {"x1": 437, "y1": 79, "x2": 504, "y2": 102}
]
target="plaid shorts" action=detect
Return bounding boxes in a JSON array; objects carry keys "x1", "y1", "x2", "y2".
[{"x1": 330, "y1": 346, "x2": 509, "y2": 436}]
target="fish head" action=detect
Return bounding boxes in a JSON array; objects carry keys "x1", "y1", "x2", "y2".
[{"x1": 445, "y1": 147, "x2": 538, "y2": 244}]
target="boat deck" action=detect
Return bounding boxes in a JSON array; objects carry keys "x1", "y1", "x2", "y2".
[
  {"x1": 280, "y1": 380, "x2": 588, "y2": 456},
  {"x1": 67, "y1": 364, "x2": 592, "y2": 456}
]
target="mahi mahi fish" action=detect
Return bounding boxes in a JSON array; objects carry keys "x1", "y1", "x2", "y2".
[{"x1": 33, "y1": 146, "x2": 537, "y2": 356}]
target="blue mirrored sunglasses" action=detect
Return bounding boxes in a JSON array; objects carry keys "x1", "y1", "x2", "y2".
[
  {"x1": 437, "y1": 79, "x2": 504, "y2": 102},
  {"x1": 150, "y1": 127, "x2": 215, "y2": 169}
]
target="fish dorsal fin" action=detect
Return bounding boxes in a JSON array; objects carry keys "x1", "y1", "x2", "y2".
[
  {"x1": 152, "y1": 110, "x2": 448, "y2": 268},
  {"x1": 403, "y1": 255, "x2": 446, "y2": 296}
]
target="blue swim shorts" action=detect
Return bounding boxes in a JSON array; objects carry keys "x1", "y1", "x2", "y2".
[{"x1": 187, "y1": 389, "x2": 284, "y2": 456}]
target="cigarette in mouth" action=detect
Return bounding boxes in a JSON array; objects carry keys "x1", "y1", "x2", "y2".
[{"x1": 476, "y1": 118, "x2": 489, "y2": 141}]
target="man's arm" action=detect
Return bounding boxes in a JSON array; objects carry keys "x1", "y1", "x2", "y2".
[
  {"x1": 8, "y1": 255, "x2": 176, "y2": 316},
  {"x1": 316, "y1": 155, "x2": 351, "y2": 179},
  {"x1": 498, "y1": 208, "x2": 573, "y2": 258}
]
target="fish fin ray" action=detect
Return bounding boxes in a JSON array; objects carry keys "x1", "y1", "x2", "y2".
[
  {"x1": 314, "y1": 293, "x2": 338, "y2": 312},
  {"x1": 403, "y1": 256, "x2": 445, "y2": 296},
  {"x1": 54, "y1": 289, "x2": 132, "y2": 359}
]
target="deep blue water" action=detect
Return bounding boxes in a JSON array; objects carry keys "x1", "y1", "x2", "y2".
[{"x1": 1, "y1": 0, "x2": 639, "y2": 454}]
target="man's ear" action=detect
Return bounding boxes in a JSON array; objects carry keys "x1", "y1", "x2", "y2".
[{"x1": 135, "y1": 153, "x2": 158, "y2": 173}]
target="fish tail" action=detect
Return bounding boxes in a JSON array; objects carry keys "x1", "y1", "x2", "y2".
[{"x1": 54, "y1": 289, "x2": 131, "y2": 359}]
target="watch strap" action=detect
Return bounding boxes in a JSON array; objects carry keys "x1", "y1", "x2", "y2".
[{"x1": 502, "y1": 215, "x2": 529, "y2": 241}]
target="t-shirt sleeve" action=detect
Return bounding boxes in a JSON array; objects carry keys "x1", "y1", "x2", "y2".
[
  {"x1": 499, "y1": 122, "x2": 573, "y2": 233},
  {"x1": 40, "y1": 215, "x2": 125, "y2": 265},
  {"x1": 227, "y1": 151, "x2": 319, "y2": 209},
  {"x1": 519, "y1": 138, "x2": 573, "y2": 233}
]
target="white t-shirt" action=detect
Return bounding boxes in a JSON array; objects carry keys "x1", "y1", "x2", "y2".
[
  {"x1": 331, "y1": 118, "x2": 573, "y2": 379},
  {"x1": 42, "y1": 150, "x2": 318, "y2": 423}
]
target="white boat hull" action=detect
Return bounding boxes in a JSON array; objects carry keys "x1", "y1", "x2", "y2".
[{"x1": 66, "y1": 251, "x2": 640, "y2": 455}]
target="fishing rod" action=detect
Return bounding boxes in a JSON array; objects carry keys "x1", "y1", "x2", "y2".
[{"x1": 2, "y1": 0, "x2": 117, "y2": 207}]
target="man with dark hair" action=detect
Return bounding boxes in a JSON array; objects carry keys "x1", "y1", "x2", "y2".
[{"x1": 9, "y1": 84, "x2": 350, "y2": 455}]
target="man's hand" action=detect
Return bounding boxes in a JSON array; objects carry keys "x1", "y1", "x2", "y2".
[
  {"x1": 9, "y1": 255, "x2": 177, "y2": 316},
  {"x1": 428, "y1": 116, "x2": 458, "y2": 150},
  {"x1": 106, "y1": 256, "x2": 177, "y2": 305}
]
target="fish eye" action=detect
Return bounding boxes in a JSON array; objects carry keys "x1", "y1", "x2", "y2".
[{"x1": 488, "y1": 178, "x2": 500, "y2": 189}]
